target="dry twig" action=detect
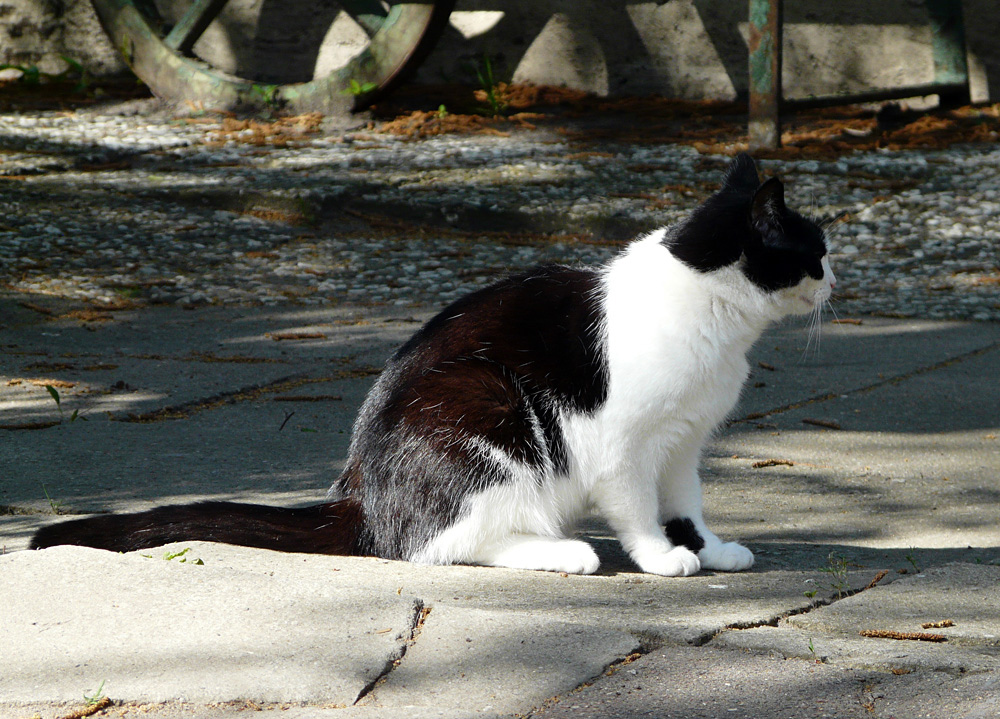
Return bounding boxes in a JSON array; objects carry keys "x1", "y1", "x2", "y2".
[
  {"x1": 57, "y1": 696, "x2": 112, "y2": 719},
  {"x1": 859, "y1": 630, "x2": 946, "y2": 642},
  {"x1": 802, "y1": 418, "x2": 842, "y2": 430},
  {"x1": 866, "y1": 570, "x2": 889, "y2": 589},
  {"x1": 921, "y1": 620, "x2": 955, "y2": 629},
  {"x1": 752, "y1": 458, "x2": 795, "y2": 468}
]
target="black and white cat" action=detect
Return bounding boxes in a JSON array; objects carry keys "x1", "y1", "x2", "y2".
[{"x1": 31, "y1": 153, "x2": 835, "y2": 577}]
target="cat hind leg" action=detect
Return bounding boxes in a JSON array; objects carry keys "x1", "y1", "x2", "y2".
[{"x1": 480, "y1": 535, "x2": 601, "y2": 575}]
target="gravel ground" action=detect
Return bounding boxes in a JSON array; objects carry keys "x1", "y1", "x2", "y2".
[{"x1": 1, "y1": 100, "x2": 999, "y2": 320}]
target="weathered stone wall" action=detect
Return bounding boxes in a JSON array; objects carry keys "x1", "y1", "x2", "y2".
[
  {"x1": 2, "y1": 0, "x2": 997, "y2": 102},
  {"x1": 0, "y1": 0, "x2": 121, "y2": 75}
]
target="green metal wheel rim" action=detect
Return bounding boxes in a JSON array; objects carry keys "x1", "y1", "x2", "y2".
[{"x1": 91, "y1": 0, "x2": 454, "y2": 113}]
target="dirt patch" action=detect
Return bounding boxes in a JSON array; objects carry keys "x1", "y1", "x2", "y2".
[
  {"x1": 371, "y1": 82, "x2": 1000, "y2": 158},
  {"x1": 204, "y1": 113, "x2": 325, "y2": 147}
]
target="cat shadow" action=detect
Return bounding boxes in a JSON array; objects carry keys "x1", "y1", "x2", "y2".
[{"x1": 576, "y1": 519, "x2": 999, "y2": 577}]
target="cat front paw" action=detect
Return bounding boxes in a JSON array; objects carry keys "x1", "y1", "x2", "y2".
[
  {"x1": 699, "y1": 541, "x2": 754, "y2": 572},
  {"x1": 635, "y1": 546, "x2": 701, "y2": 577}
]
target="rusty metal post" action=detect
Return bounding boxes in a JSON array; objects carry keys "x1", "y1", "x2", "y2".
[
  {"x1": 748, "y1": 0, "x2": 783, "y2": 150},
  {"x1": 927, "y1": 0, "x2": 971, "y2": 107}
]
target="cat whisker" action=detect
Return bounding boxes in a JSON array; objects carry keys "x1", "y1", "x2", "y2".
[
  {"x1": 824, "y1": 296, "x2": 842, "y2": 325},
  {"x1": 819, "y1": 210, "x2": 850, "y2": 232},
  {"x1": 802, "y1": 300, "x2": 823, "y2": 359}
]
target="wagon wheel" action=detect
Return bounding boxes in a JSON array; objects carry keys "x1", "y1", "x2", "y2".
[{"x1": 91, "y1": 0, "x2": 455, "y2": 113}]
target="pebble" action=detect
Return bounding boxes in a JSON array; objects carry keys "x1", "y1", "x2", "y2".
[{"x1": 0, "y1": 105, "x2": 998, "y2": 321}]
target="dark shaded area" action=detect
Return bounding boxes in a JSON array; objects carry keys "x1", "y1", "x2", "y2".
[{"x1": 0, "y1": 75, "x2": 152, "y2": 113}]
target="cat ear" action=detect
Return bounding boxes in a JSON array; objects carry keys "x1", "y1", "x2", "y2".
[
  {"x1": 750, "y1": 177, "x2": 787, "y2": 246},
  {"x1": 723, "y1": 153, "x2": 761, "y2": 193}
]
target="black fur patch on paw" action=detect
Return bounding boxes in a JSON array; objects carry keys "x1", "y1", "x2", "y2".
[{"x1": 664, "y1": 517, "x2": 705, "y2": 552}]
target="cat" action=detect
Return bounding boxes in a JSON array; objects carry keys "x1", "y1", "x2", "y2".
[{"x1": 30, "y1": 153, "x2": 835, "y2": 577}]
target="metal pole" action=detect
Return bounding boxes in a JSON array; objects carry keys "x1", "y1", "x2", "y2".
[
  {"x1": 927, "y1": 0, "x2": 971, "y2": 107},
  {"x1": 748, "y1": 0, "x2": 783, "y2": 150}
]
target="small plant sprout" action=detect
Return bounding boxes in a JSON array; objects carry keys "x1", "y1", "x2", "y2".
[
  {"x1": 820, "y1": 552, "x2": 851, "y2": 598},
  {"x1": 84, "y1": 679, "x2": 106, "y2": 705},
  {"x1": 162, "y1": 547, "x2": 204, "y2": 565},
  {"x1": 807, "y1": 638, "x2": 816, "y2": 656},
  {"x1": 250, "y1": 83, "x2": 281, "y2": 109},
  {"x1": 44, "y1": 384, "x2": 86, "y2": 423},
  {"x1": 472, "y1": 54, "x2": 508, "y2": 117},
  {"x1": 437, "y1": 104, "x2": 448, "y2": 118},
  {"x1": 0, "y1": 56, "x2": 90, "y2": 92},
  {"x1": 905, "y1": 549, "x2": 921, "y2": 574},
  {"x1": 45, "y1": 384, "x2": 62, "y2": 410},
  {"x1": 59, "y1": 55, "x2": 91, "y2": 92},
  {"x1": 40, "y1": 483, "x2": 65, "y2": 515},
  {"x1": 0, "y1": 63, "x2": 41, "y2": 85},
  {"x1": 341, "y1": 79, "x2": 378, "y2": 97}
]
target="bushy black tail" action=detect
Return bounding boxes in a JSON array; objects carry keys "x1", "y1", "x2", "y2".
[{"x1": 29, "y1": 499, "x2": 364, "y2": 555}]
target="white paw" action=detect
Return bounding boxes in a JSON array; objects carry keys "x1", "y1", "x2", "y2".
[
  {"x1": 543, "y1": 540, "x2": 601, "y2": 575},
  {"x1": 699, "y1": 541, "x2": 754, "y2": 572},
  {"x1": 486, "y1": 538, "x2": 600, "y2": 575},
  {"x1": 635, "y1": 546, "x2": 701, "y2": 577}
]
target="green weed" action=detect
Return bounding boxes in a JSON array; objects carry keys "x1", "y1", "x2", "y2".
[
  {"x1": 471, "y1": 54, "x2": 508, "y2": 117},
  {"x1": 250, "y1": 83, "x2": 281, "y2": 110},
  {"x1": 818, "y1": 552, "x2": 851, "y2": 598},
  {"x1": 44, "y1": 384, "x2": 86, "y2": 423},
  {"x1": 0, "y1": 56, "x2": 90, "y2": 92},
  {"x1": 162, "y1": 547, "x2": 204, "y2": 565},
  {"x1": 40, "y1": 482, "x2": 65, "y2": 515},
  {"x1": 341, "y1": 78, "x2": 379, "y2": 97},
  {"x1": 84, "y1": 679, "x2": 106, "y2": 706}
]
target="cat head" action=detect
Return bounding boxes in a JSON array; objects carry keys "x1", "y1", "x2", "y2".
[{"x1": 664, "y1": 153, "x2": 835, "y2": 316}]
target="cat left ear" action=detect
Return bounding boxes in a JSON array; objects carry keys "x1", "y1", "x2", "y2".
[
  {"x1": 723, "y1": 152, "x2": 761, "y2": 193},
  {"x1": 750, "y1": 177, "x2": 786, "y2": 244}
]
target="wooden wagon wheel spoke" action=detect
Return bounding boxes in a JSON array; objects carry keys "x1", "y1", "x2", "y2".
[
  {"x1": 90, "y1": 0, "x2": 455, "y2": 113},
  {"x1": 338, "y1": 0, "x2": 390, "y2": 37},
  {"x1": 162, "y1": 0, "x2": 230, "y2": 54}
]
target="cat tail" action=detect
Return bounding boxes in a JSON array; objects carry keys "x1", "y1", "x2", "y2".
[{"x1": 29, "y1": 499, "x2": 365, "y2": 555}]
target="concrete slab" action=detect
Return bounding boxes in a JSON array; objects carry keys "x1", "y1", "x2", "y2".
[
  {"x1": 1, "y1": 304, "x2": 420, "y2": 426},
  {"x1": 366, "y1": 607, "x2": 641, "y2": 715},
  {"x1": 527, "y1": 642, "x2": 1000, "y2": 719},
  {"x1": 709, "y1": 342, "x2": 1000, "y2": 551},
  {"x1": 786, "y1": 563, "x2": 1000, "y2": 648},
  {"x1": 0, "y1": 546, "x2": 420, "y2": 705},
  {"x1": 3, "y1": 306, "x2": 1000, "y2": 718},
  {"x1": 735, "y1": 318, "x2": 1000, "y2": 422},
  {"x1": 710, "y1": 564, "x2": 1000, "y2": 678},
  {"x1": 714, "y1": 624, "x2": 1000, "y2": 675},
  {"x1": 2, "y1": 380, "x2": 369, "y2": 515}
]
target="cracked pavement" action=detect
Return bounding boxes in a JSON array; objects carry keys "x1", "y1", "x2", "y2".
[
  {"x1": 1, "y1": 298, "x2": 998, "y2": 719},
  {"x1": 1, "y1": 102, "x2": 999, "y2": 718}
]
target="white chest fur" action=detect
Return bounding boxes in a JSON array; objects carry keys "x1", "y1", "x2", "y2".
[{"x1": 563, "y1": 231, "x2": 768, "y2": 480}]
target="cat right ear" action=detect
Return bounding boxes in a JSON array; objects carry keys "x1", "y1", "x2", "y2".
[
  {"x1": 750, "y1": 177, "x2": 787, "y2": 247},
  {"x1": 723, "y1": 153, "x2": 760, "y2": 193}
]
